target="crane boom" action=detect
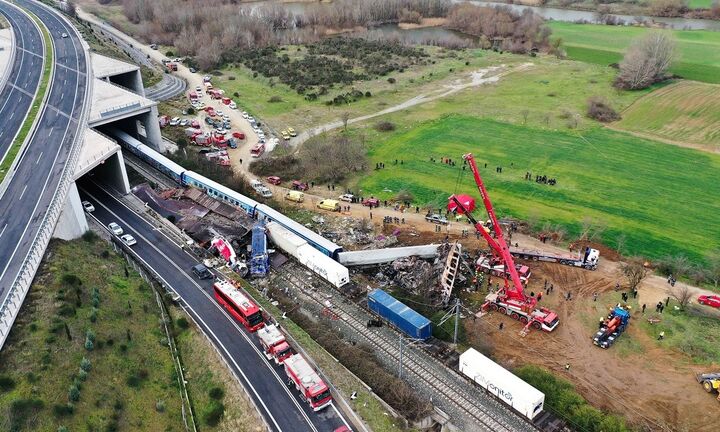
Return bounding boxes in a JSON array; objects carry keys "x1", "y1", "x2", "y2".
[{"x1": 462, "y1": 154, "x2": 527, "y2": 302}]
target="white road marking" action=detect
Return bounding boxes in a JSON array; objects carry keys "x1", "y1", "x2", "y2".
[
  {"x1": 35, "y1": 151, "x2": 43, "y2": 164},
  {"x1": 9, "y1": 112, "x2": 14, "y2": 120},
  {"x1": 0, "y1": 224, "x2": 7, "y2": 239},
  {"x1": 18, "y1": 185, "x2": 27, "y2": 200}
]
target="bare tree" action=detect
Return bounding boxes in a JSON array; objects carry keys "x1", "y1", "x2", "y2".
[
  {"x1": 521, "y1": 109, "x2": 529, "y2": 125},
  {"x1": 621, "y1": 258, "x2": 648, "y2": 291},
  {"x1": 707, "y1": 250, "x2": 720, "y2": 288},
  {"x1": 668, "y1": 284, "x2": 692, "y2": 309},
  {"x1": 341, "y1": 112, "x2": 351, "y2": 131},
  {"x1": 615, "y1": 32, "x2": 676, "y2": 90}
]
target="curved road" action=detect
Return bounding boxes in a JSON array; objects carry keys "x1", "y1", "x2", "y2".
[
  {"x1": 0, "y1": 2, "x2": 43, "y2": 166},
  {"x1": 0, "y1": 0, "x2": 89, "y2": 319}
]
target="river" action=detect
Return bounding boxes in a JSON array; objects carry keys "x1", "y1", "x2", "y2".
[{"x1": 249, "y1": 0, "x2": 720, "y2": 31}]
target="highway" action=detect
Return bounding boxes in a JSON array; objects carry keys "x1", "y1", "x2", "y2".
[
  {"x1": 78, "y1": 179, "x2": 352, "y2": 432},
  {"x1": 0, "y1": 2, "x2": 43, "y2": 165},
  {"x1": 0, "y1": 0, "x2": 88, "y2": 316}
]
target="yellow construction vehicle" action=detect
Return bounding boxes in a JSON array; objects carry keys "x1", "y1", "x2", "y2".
[{"x1": 697, "y1": 373, "x2": 720, "y2": 402}]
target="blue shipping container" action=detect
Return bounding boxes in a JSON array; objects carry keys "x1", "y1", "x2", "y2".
[{"x1": 368, "y1": 289, "x2": 432, "y2": 340}]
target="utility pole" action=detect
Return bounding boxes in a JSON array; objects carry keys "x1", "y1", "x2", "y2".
[
  {"x1": 453, "y1": 298, "x2": 460, "y2": 344},
  {"x1": 398, "y1": 334, "x2": 403, "y2": 379}
]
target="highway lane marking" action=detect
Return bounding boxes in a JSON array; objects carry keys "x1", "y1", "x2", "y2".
[
  {"x1": 18, "y1": 185, "x2": 27, "y2": 200},
  {"x1": 83, "y1": 187, "x2": 327, "y2": 432},
  {"x1": 17, "y1": 47, "x2": 43, "y2": 59},
  {"x1": 35, "y1": 151, "x2": 43, "y2": 164},
  {"x1": 0, "y1": 224, "x2": 6, "y2": 239},
  {"x1": 9, "y1": 111, "x2": 14, "y2": 120},
  {"x1": 9, "y1": 84, "x2": 34, "y2": 98}
]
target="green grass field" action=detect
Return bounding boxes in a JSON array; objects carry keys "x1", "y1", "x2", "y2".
[
  {"x1": 0, "y1": 237, "x2": 183, "y2": 432},
  {"x1": 614, "y1": 80, "x2": 720, "y2": 151},
  {"x1": 549, "y1": 22, "x2": 720, "y2": 84},
  {"x1": 355, "y1": 115, "x2": 720, "y2": 261}
]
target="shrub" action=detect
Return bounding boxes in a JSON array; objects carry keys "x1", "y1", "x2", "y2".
[
  {"x1": 78, "y1": 369, "x2": 88, "y2": 382},
  {"x1": 203, "y1": 401, "x2": 225, "y2": 427},
  {"x1": 156, "y1": 400, "x2": 166, "y2": 412},
  {"x1": 53, "y1": 403, "x2": 75, "y2": 417},
  {"x1": 176, "y1": 317, "x2": 189, "y2": 330},
  {"x1": 374, "y1": 121, "x2": 396, "y2": 132},
  {"x1": 86, "y1": 330, "x2": 95, "y2": 342},
  {"x1": 126, "y1": 374, "x2": 141, "y2": 388},
  {"x1": 0, "y1": 375, "x2": 16, "y2": 392},
  {"x1": 187, "y1": 107, "x2": 195, "y2": 115},
  {"x1": 80, "y1": 357, "x2": 92, "y2": 372},
  {"x1": 85, "y1": 339, "x2": 94, "y2": 351},
  {"x1": 228, "y1": 76, "x2": 236, "y2": 80},
  {"x1": 208, "y1": 387, "x2": 225, "y2": 400},
  {"x1": 165, "y1": 50, "x2": 174, "y2": 57},
  {"x1": 387, "y1": 77, "x2": 396, "y2": 84},
  {"x1": 233, "y1": 91, "x2": 240, "y2": 97},
  {"x1": 587, "y1": 97, "x2": 620, "y2": 122},
  {"x1": 68, "y1": 384, "x2": 80, "y2": 402},
  {"x1": 58, "y1": 427, "x2": 69, "y2": 432},
  {"x1": 268, "y1": 95, "x2": 282, "y2": 103},
  {"x1": 82, "y1": 230, "x2": 98, "y2": 242},
  {"x1": 61, "y1": 273, "x2": 82, "y2": 287}
]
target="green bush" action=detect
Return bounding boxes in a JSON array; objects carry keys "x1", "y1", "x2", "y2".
[
  {"x1": 86, "y1": 329, "x2": 95, "y2": 342},
  {"x1": 82, "y1": 230, "x2": 98, "y2": 243},
  {"x1": 61, "y1": 273, "x2": 82, "y2": 286},
  {"x1": 58, "y1": 426, "x2": 69, "y2": 432},
  {"x1": 203, "y1": 401, "x2": 225, "y2": 427},
  {"x1": 126, "y1": 374, "x2": 141, "y2": 388},
  {"x1": 85, "y1": 339, "x2": 94, "y2": 351},
  {"x1": 80, "y1": 357, "x2": 91, "y2": 372},
  {"x1": 78, "y1": 369, "x2": 88, "y2": 382},
  {"x1": 10, "y1": 398, "x2": 45, "y2": 430},
  {"x1": 208, "y1": 386, "x2": 225, "y2": 400},
  {"x1": 176, "y1": 317, "x2": 189, "y2": 330},
  {"x1": 68, "y1": 385, "x2": 80, "y2": 402},
  {"x1": 53, "y1": 403, "x2": 75, "y2": 417},
  {"x1": 0, "y1": 375, "x2": 16, "y2": 392},
  {"x1": 156, "y1": 400, "x2": 166, "y2": 412}
]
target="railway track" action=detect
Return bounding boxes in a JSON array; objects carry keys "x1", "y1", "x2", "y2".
[{"x1": 269, "y1": 261, "x2": 535, "y2": 432}]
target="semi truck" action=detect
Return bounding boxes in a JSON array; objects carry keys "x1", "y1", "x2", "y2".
[
  {"x1": 459, "y1": 348, "x2": 545, "y2": 420},
  {"x1": 367, "y1": 289, "x2": 432, "y2": 340},
  {"x1": 593, "y1": 306, "x2": 630, "y2": 349},
  {"x1": 510, "y1": 246, "x2": 600, "y2": 270},
  {"x1": 257, "y1": 324, "x2": 293, "y2": 364},
  {"x1": 284, "y1": 354, "x2": 333, "y2": 411}
]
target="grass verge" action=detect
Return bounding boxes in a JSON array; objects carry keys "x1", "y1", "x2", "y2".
[
  {"x1": 0, "y1": 9, "x2": 53, "y2": 183},
  {"x1": 0, "y1": 237, "x2": 184, "y2": 431}
]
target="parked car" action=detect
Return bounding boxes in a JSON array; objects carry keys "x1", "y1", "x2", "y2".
[
  {"x1": 291, "y1": 180, "x2": 308, "y2": 191},
  {"x1": 362, "y1": 198, "x2": 379, "y2": 207},
  {"x1": 179, "y1": 119, "x2": 189, "y2": 126},
  {"x1": 81, "y1": 201, "x2": 95, "y2": 212},
  {"x1": 698, "y1": 294, "x2": 720, "y2": 309},
  {"x1": 317, "y1": 199, "x2": 341, "y2": 212},
  {"x1": 281, "y1": 130, "x2": 290, "y2": 140},
  {"x1": 242, "y1": 111, "x2": 248, "y2": 119},
  {"x1": 425, "y1": 214, "x2": 449, "y2": 225},
  {"x1": 195, "y1": 85, "x2": 202, "y2": 92},
  {"x1": 61, "y1": 32, "x2": 68, "y2": 38},
  {"x1": 108, "y1": 222, "x2": 123, "y2": 235},
  {"x1": 120, "y1": 234, "x2": 137, "y2": 246},
  {"x1": 150, "y1": 43, "x2": 158, "y2": 50},
  {"x1": 339, "y1": 194, "x2": 354, "y2": 202},
  {"x1": 169, "y1": 117, "x2": 180, "y2": 126},
  {"x1": 189, "y1": 67, "x2": 197, "y2": 73},
  {"x1": 267, "y1": 176, "x2": 281, "y2": 185},
  {"x1": 192, "y1": 264, "x2": 213, "y2": 280},
  {"x1": 287, "y1": 127, "x2": 297, "y2": 137}
]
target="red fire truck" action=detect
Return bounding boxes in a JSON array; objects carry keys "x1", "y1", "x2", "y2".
[
  {"x1": 212, "y1": 280, "x2": 265, "y2": 332},
  {"x1": 256, "y1": 324, "x2": 293, "y2": 364},
  {"x1": 284, "y1": 354, "x2": 332, "y2": 411}
]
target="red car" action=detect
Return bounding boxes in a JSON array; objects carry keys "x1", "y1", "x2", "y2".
[
  {"x1": 698, "y1": 295, "x2": 720, "y2": 308},
  {"x1": 362, "y1": 198, "x2": 379, "y2": 207},
  {"x1": 291, "y1": 180, "x2": 308, "y2": 191},
  {"x1": 266, "y1": 176, "x2": 281, "y2": 185}
]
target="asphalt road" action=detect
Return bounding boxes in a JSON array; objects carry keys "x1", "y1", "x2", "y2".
[
  {"x1": 0, "y1": 0, "x2": 88, "y2": 308},
  {"x1": 78, "y1": 179, "x2": 351, "y2": 432},
  {"x1": 0, "y1": 2, "x2": 43, "y2": 165}
]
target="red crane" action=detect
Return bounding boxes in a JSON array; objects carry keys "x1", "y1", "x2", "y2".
[{"x1": 448, "y1": 153, "x2": 559, "y2": 333}]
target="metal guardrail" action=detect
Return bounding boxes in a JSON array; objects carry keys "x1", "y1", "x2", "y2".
[
  {"x1": 99, "y1": 100, "x2": 141, "y2": 118},
  {"x1": 0, "y1": 1, "x2": 92, "y2": 350},
  {"x1": 0, "y1": 8, "x2": 16, "y2": 103}
]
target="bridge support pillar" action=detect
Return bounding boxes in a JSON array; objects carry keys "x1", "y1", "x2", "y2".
[
  {"x1": 138, "y1": 106, "x2": 162, "y2": 150},
  {"x1": 53, "y1": 182, "x2": 89, "y2": 240}
]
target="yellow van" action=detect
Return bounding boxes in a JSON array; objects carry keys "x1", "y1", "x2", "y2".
[
  {"x1": 285, "y1": 190, "x2": 304, "y2": 203},
  {"x1": 317, "y1": 199, "x2": 340, "y2": 212}
]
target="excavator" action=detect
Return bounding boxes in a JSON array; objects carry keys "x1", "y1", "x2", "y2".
[
  {"x1": 448, "y1": 153, "x2": 559, "y2": 334},
  {"x1": 697, "y1": 373, "x2": 720, "y2": 403}
]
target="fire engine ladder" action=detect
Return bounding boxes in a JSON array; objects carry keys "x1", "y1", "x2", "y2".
[
  {"x1": 250, "y1": 223, "x2": 269, "y2": 277},
  {"x1": 440, "y1": 241, "x2": 462, "y2": 305},
  {"x1": 519, "y1": 320, "x2": 533, "y2": 337}
]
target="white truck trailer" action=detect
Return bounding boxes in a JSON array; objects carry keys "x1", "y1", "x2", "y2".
[{"x1": 459, "y1": 348, "x2": 545, "y2": 420}]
